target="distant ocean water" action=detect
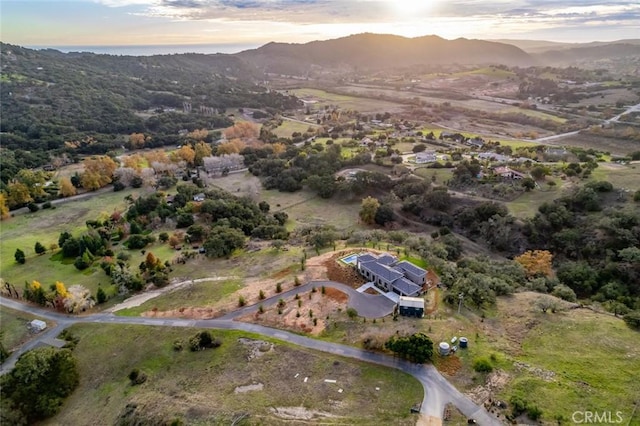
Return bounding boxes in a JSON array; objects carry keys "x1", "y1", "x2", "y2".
[{"x1": 27, "y1": 43, "x2": 260, "y2": 56}]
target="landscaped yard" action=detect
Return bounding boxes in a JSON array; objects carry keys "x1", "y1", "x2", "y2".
[{"x1": 47, "y1": 324, "x2": 423, "y2": 425}]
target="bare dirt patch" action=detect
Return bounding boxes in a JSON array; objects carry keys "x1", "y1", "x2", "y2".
[
  {"x1": 234, "y1": 383, "x2": 264, "y2": 394},
  {"x1": 238, "y1": 337, "x2": 274, "y2": 361},
  {"x1": 237, "y1": 288, "x2": 348, "y2": 335},
  {"x1": 434, "y1": 354, "x2": 462, "y2": 377},
  {"x1": 270, "y1": 406, "x2": 340, "y2": 421}
]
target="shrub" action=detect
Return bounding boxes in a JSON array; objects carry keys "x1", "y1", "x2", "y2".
[
  {"x1": 238, "y1": 295, "x2": 246, "y2": 307},
  {"x1": 551, "y1": 284, "x2": 577, "y2": 302},
  {"x1": 623, "y1": 310, "x2": 640, "y2": 329},
  {"x1": 173, "y1": 340, "x2": 184, "y2": 351},
  {"x1": 294, "y1": 276, "x2": 301, "y2": 286},
  {"x1": 472, "y1": 357, "x2": 493, "y2": 373},
  {"x1": 14, "y1": 248, "x2": 26, "y2": 264},
  {"x1": 259, "y1": 290, "x2": 265, "y2": 300},
  {"x1": 42, "y1": 201, "x2": 52, "y2": 209},
  {"x1": 527, "y1": 405, "x2": 543, "y2": 421},
  {"x1": 96, "y1": 287, "x2": 107, "y2": 304},
  {"x1": 189, "y1": 331, "x2": 221, "y2": 351},
  {"x1": 128, "y1": 369, "x2": 147, "y2": 385},
  {"x1": 27, "y1": 202, "x2": 39, "y2": 212},
  {"x1": 346, "y1": 307, "x2": 358, "y2": 319},
  {"x1": 34, "y1": 241, "x2": 46, "y2": 255},
  {"x1": 258, "y1": 304, "x2": 264, "y2": 314},
  {"x1": 276, "y1": 282, "x2": 282, "y2": 293}
]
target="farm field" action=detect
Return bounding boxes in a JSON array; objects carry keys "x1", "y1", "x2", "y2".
[
  {"x1": 558, "y1": 132, "x2": 640, "y2": 156},
  {"x1": 272, "y1": 119, "x2": 318, "y2": 138},
  {"x1": 47, "y1": 324, "x2": 423, "y2": 425},
  {"x1": 591, "y1": 162, "x2": 640, "y2": 191},
  {"x1": 288, "y1": 88, "x2": 405, "y2": 113}
]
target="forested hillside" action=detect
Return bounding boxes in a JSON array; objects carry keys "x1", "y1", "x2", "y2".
[{"x1": 0, "y1": 44, "x2": 300, "y2": 183}]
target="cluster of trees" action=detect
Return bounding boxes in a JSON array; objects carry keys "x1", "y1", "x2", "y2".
[
  {"x1": 385, "y1": 333, "x2": 434, "y2": 363},
  {"x1": 22, "y1": 280, "x2": 95, "y2": 313},
  {"x1": 244, "y1": 143, "x2": 391, "y2": 198},
  {"x1": 1, "y1": 346, "x2": 79, "y2": 424}
]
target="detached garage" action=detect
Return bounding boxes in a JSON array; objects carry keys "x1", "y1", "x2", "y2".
[{"x1": 398, "y1": 296, "x2": 425, "y2": 318}]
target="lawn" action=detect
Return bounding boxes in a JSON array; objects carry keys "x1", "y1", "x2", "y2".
[
  {"x1": 413, "y1": 167, "x2": 453, "y2": 184},
  {"x1": 0, "y1": 306, "x2": 41, "y2": 353},
  {"x1": 48, "y1": 323, "x2": 423, "y2": 425}
]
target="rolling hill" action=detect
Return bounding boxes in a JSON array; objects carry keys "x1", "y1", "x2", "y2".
[{"x1": 235, "y1": 33, "x2": 535, "y2": 74}]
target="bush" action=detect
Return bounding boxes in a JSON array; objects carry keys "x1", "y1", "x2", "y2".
[
  {"x1": 27, "y1": 202, "x2": 39, "y2": 212},
  {"x1": 173, "y1": 340, "x2": 184, "y2": 351},
  {"x1": 472, "y1": 357, "x2": 493, "y2": 372},
  {"x1": 346, "y1": 307, "x2": 358, "y2": 319},
  {"x1": 238, "y1": 295, "x2": 246, "y2": 307},
  {"x1": 551, "y1": 284, "x2": 577, "y2": 302},
  {"x1": 128, "y1": 368, "x2": 147, "y2": 385},
  {"x1": 14, "y1": 248, "x2": 26, "y2": 264},
  {"x1": 258, "y1": 290, "x2": 265, "y2": 300},
  {"x1": 96, "y1": 287, "x2": 107, "y2": 304},
  {"x1": 188, "y1": 331, "x2": 221, "y2": 351},
  {"x1": 34, "y1": 241, "x2": 46, "y2": 255},
  {"x1": 623, "y1": 310, "x2": 640, "y2": 329},
  {"x1": 276, "y1": 282, "x2": 282, "y2": 293},
  {"x1": 527, "y1": 405, "x2": 543, "y2": 421},
  {"x1": 42, "y1": 201, "x2": 52, "y2": 209}
]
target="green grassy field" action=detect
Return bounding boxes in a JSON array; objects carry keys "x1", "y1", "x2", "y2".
[
  {"x1": 116, "y1": 278, "x2": 243, "y2": 316},
  {"x1": 47, "y1": 324, "x2": 423, "y2": 425},
  {"x1": 0, "y1": 188, "x2": 149, "y2": 296},
  {"x1": 504, "y1": 309, "x2": 640, "y2": 424},
  {"x1": 506, "y1": 179, "x2": 565, "y2": 218},
  {"x1": 289, "y1": 88, "x2": 404, "y2": 113},
  {"x1": 0, "y1": 306, "x2": 41, "y2": 352},
  {"x1": 413, "y1": 167, "x2": 454, "y2": 184},
  {"x1": 272, "y1": 119, "x2": 318, "y2": 138},
  {"x1": 591, "y1": 163, "x2": 640, "y2": 192}
]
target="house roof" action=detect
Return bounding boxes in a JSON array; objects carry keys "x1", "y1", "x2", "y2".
[
  {"x1": 392, "y1": 278, "x2": 422, "y2": 297},
  {"x1": 377, "y1": 254, "x2": 397, "y2": 265},
  {"x1": 360, "y1": 261, "x2": 403, "y2": 282},
  {"x1": 357, "y1": 254, "x2": 377, "y2": 264},
  {"x1": 395, "y1": 260, "x2": 427, "y2": 277},
  {"x1": 398, "y1": 296, "x2": 425, "y2": 308}
]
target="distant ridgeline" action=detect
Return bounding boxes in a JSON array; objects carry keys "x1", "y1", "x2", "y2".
[{"x1": 0, "y1": 43, "x2": 301, "y2": 183}]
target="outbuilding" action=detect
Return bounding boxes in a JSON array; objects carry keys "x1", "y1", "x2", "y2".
[
  {"x1": 397, "y1": 296, "x2": 425, "y2": 318},
  {"x1": 29, "y1": 319, "x2": 47, "y2": 332}
]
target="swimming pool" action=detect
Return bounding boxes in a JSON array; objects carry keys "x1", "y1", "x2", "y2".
[{"x1": 340, "y1": 254, "x2": 359, "y2": 265}]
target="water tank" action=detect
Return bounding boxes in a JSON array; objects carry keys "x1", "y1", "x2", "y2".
[
  {"x1": 438, "y1": 342, "x2": 450, "y2": 356},
  {"x1": 459, "y1": 337, "x2": 468, "y2": 348}
]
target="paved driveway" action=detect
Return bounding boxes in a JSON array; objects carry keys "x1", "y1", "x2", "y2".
[{"x1": 220, "y1": 280, "x2": 396, "y2": 320}]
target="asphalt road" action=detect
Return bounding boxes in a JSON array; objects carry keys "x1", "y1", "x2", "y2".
[{"x1": 0, "y1": 296, "x2": 501, "y2": 425}]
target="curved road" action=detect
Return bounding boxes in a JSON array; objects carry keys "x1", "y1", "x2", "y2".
[{"x1": 0, "y1": 296, "x2": 501, "y2": 425}]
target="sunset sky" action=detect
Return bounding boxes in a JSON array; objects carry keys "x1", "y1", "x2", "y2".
[{"x1": 2, "y1": 0, "x2": 639, "y2": 52}]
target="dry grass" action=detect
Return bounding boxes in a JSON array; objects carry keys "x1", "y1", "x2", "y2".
[{"x1": 48, "y1": 324, "x2": 423, "y2": 425}]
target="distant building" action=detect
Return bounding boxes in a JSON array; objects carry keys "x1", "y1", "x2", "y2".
[
  {"x1": 493, "y1": 166, "x2": 526, "y2": 179},
  {"x1": 477, "y1": 152, "x2": 511, "y2": 162},
  {"x1": 397, "y1": 296, "x2": 425, "y2": 318},
  {"x1": 467, "y1": 137, "x2": 485, "y2": 148},
  {"x1": 415, "y1": 151, "x2": 438, "y2": 164}
]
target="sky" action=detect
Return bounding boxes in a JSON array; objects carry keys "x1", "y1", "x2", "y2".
[{"x1": 1, "y1": 0, "x2": 639, "y2": 53}]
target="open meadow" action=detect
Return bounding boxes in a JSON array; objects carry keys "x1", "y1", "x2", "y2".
[
  {"x1": 0, "y1": 188, "x2": 151, "y2": 297},
  {"x1": 47, "y1": 324, "x2": 423, "y2": 425},
  {"x1": 0, "y1": 306, "x2": 41, "y2": 353}
]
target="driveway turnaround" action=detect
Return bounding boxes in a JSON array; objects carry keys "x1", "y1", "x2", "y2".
[{"x1": 0, "y1": 296, "x2": 501, "y2": 425}]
